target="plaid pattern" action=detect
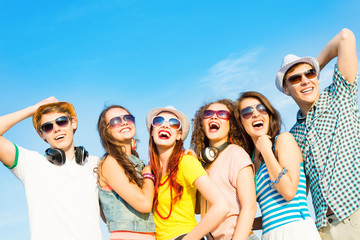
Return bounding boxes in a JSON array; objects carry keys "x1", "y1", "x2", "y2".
[{"x1": 290, "y1": 65, "x2": 360, "y2": 229}]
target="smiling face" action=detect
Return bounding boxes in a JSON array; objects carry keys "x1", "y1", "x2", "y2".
[
  {"x1": 283, "y1": 63, "x2": 320, "y2": 114},
  {"x1": 39, "y1": 112, "x2": 77, "y2": 153},
  {"x1": 152, "y1": 112, "x2": 182, "y2": 151},
  {"x1": 105, "y1": 107, "x2": 136, "y2": 144},
  {"x1": 239, "y1": 98, "x2": 269, "y2": 142},
  {"x1": 202, "y1": 103, "x2": 230, "y2": 147}
]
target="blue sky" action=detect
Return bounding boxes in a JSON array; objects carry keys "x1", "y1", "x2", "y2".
[{"x1": 1, "y1": 1, "x2": 359, "y2": 239}]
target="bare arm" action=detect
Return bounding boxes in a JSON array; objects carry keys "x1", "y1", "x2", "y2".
[
  {"x1": 0, "y1": 97, "x2": 58, "y2": 167},
  {"x1": 183, "y1": 175, "x2": 230, "y2": 240},
  {"x1": 232, "y1": 166, "x2": 257, "y2": 240},
  {"x1": 99, "y1": 157, "x2": 154, "y2": 213},
  {"x1": 256, "y1": 132, "x2": 302, "y2": 201},
  {"x1": 317, "y1": 28, "x2": 358, "y2": 84}
]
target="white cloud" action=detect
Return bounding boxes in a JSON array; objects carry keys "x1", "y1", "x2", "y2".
[{"x1": 199, "y1": 48, "x2": 264, "y2": 98}]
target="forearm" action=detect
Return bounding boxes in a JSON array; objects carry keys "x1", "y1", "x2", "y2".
[
  {"x1": 232, "y1": 204, "x2": 257, "y2": 240},
  {"x1": 0, "y1": 105, "x2": 37, "y2": 136}
]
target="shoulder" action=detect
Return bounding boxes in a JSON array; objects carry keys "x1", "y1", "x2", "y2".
[
  {"x1": 221, "y1": 144, "x2": 251, "y2": 162},
  {"x1": 180, "y1": 154, "x2": 201, "y2": 167},
  {"x1": 86, "y1": 155, "x2": 101, "y2": 167},
  {"x1": 275, "y1": 132, "x2": 298, "y2": 149}
]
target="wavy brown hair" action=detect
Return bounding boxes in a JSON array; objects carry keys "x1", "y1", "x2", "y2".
[
  {"x1": 97, "y1": 105, "x2": 143, "y2": 187},
  {"x1": 190, "y1": 99, "x2": 244, "y2": 159},
  {"x1": 149, "y1": 126, "x2": 184, "y2": 207},
  {"x1": 234, "y1": 91, "x2": 282, "y2": 156}
]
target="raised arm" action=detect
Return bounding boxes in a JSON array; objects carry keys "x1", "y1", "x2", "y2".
[
  {"x1": 317, "y1": 28, "x2": 358, "y2": 84},
  {"x1": 99, "y1": 157, "x2": 154, "y2": 213},
  {"x1": 256, "y1": 132, "x2": 302, "y2": 201},
  {"x1": 0, "y1": 97, "x2": 58, "y2": 167},
  {"x1": 183, "y1": 175, "x2": 230, "y2": 240}
]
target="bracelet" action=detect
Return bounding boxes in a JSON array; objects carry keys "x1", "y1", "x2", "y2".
[
  {"x1": 270, "y1": 167, "x2": 288, "y2": 189},
  {"x1": 142, "y1": 173, "x2": 155, "y2": 184}
]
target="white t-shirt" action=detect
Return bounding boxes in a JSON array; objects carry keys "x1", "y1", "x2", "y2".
[{"x1": 10, "y1": 144, "x2": 102, "y2": 240}]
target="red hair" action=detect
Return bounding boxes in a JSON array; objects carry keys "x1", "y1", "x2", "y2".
[{"x1": 149, "y1": 133, "x2": 184, "y2": 208}]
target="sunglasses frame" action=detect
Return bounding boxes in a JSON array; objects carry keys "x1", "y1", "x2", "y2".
[
  {"x1": 152, "y1": 116, "x2": 181, "y2": 130},
  {"x1": 107, "y1": 114, "x2": 135, "y2": 128},
  {"x1": 203, "y1": 110, "x2": 231, "y2": 120},
  {"x1": 40, "y1": 116, "x2": 71, "y2": 134},
  {"x1": 285, "y1": 68, "x2": 317, "y2": 85},
  {"x1": 240, "y1": 104, "x2": 268, "y2": 119}
]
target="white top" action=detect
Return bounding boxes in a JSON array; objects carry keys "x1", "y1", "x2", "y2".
[{"x1": 11, "y1": 144, "x2": 102, "y2": 240}]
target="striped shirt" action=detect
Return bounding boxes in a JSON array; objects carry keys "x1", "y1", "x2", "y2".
[
  {"x1": 290, "y1": 65, "x2": 360, "y2": 229},
  {"x1": 255, "y1": 161, "x2": 311, "y2": 234}
]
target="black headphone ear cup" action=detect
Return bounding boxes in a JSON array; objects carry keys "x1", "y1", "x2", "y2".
[
  {"x1": 45, "y1": 148, "x2": 66, "y2": 166},
  {"x1": 200, "y1": 147, "x2": 218, "y2": 163},
  {"x1": 75, "y1": 146, "x2": 88, "y2": 165}
]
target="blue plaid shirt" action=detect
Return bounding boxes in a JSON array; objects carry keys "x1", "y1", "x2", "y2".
[{"x1": 290, "y1": 65, "x2": 360, "y2": 229}]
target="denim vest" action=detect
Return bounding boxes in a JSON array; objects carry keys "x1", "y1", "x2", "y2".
[{"x1": 98, "y1": 155, "x2": 155, "y2": 232}]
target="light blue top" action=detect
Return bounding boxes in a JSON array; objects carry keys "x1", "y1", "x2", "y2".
[
  {"x1": 98, "y1": 155, "x2": 155, "y2": 233},
  {"x1": 254, "y1": 144, "x2": 311, "y2": 234}
]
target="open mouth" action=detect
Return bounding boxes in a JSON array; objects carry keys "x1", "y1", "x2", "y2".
[
  {"x1": 252, "y1": 120, "x2": 264, "y2": 129},
  {"x1": 158, "y1": 130, "x2": 171, "y2": 139},
  {"x1": 209, "y1": 122, "x2": 220, "y2": 132},
  {"x1": 120, "y1": 127, "x2": 131, "y2": 133},
  {"x1": 301, "y1": 87, "x2": 313, "y2": 94},
  {"x1": 55, "y1": 134, "x2": 65, "y2": 140}
]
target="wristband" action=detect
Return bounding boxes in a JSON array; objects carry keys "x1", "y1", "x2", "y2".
[{"x1": 142, "y1": 173, "x2": 155, "y2": 184}]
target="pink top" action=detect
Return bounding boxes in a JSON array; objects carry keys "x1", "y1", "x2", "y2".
[{"x1": 200, "y1": 144, "x2": 253, "y2": 240}]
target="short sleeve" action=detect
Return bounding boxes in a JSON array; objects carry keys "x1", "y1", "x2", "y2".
[
  {"x1": 178, "y1": 154, "x2": 207, "y2": 187},
  {"x1": 11, "y1": 145, "x2": 44, "y2": 181},
  {"x1": 227, "y1": 145, "x2": 253, "y2": 187},
  {"x1": 331, "y1": 64, "x2": 359, "y2": 100}
]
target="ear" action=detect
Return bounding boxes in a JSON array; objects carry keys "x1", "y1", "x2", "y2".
[
  {"x1": 176, "y1": 131, "x2": 182, "y2": 140},
  {"x1": 283, "y1": 83, "x2": 291, "y2": 96},
  {"x1": 71, "y1": 118, "x2": 78, "y2": 132},
  {"x1": 38, "y1": 130, "x2": 48, "y2": 143}
]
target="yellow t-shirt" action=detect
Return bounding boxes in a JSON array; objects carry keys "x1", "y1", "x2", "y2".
[{"x1": 154, "y1": 155, "x2": 207, "y2": 240}]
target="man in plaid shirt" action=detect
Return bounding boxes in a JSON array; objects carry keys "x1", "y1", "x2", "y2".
[{"x1": 275, "y1": 29, "x2": 360, "y2": 240}]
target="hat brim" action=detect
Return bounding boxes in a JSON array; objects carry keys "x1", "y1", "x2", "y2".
[
  {"x1": 146, "y1": 107, "x2": 190, "y2": 141},
  {"x1": 276, "y1": 56, "x2": 320, "y2": 93}
]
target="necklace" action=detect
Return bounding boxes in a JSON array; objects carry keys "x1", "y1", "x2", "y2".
[{"x1": 154, "y1": 175, "x2": 173, "y2": 220}]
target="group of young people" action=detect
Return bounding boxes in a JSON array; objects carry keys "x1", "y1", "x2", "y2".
[{"x1": 1, "y1": 28, "x2": 359, "y2": 240}]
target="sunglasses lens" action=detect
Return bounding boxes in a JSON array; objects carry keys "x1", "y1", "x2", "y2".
[
  {"x1": 217, "y1": 110, "x2": 231, "y2": 120},
  {"x1": 203, "y1": 110, "x2": 214, "y2": 119},
  {"x1": 123, "y1": 115, "x2": 135, "y2": 124},
  {"x1": 256, "y1": 104, "x2": 268, "y2": 115},
  {"x1": 56, "y1": 116, "x2": 69, "y2": 127},
  {"x1": 305, "y1": 69, "x2": 316, "y2": 79},
  {"x1": 41, "y1": 122, "x2": 54, "y2": 133},
  {"x1": 109, "y1": 117, "x2": 122, "y2": 128},
  {"x1": 241, "y1": 107, "x2": 254, "y2": 119},
  {"x1": 287, "y1": 74, "x2": 302, "y2": 84},
  {"x1": 169, "y1": 118, "x2": 181, "y2": 130},
  {"x1": 152, "y1": 116, "x2": 165, "y2": 127}
]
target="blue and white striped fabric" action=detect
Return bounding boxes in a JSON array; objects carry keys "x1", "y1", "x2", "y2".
[{"x1": 255, "y1": 161, "x2": 311, "y2": 234}]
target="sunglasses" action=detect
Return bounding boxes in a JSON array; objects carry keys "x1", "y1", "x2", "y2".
[
  {"x1": 285, "y1": 69, "x2": 317, "y2": 85},
  {"x1": 240, "y1": 104, "x2": 268, "y2": 119},
  {"x1": 203, "y1": 110, "x2": 231, "y2": 120},
  {"x1": 107, "y1": 115, "x2": 135, "y2": 128},
  {"x1": 152, "y1": 116, "x2": 181, "y2": 130},
  {"x1": 40, "y1": 116, "x2": 71, "y2": 134}
]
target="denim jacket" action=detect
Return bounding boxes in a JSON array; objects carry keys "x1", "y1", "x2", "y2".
[{"x1": 99, "y1": 155, "x2": 155, "y2": 232}]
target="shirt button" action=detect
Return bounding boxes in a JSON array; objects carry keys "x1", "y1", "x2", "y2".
[{"x1": 328, "y1": 219, "x2": 333, "y2": 224}]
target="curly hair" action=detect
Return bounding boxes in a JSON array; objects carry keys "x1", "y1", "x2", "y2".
[
  {"x1": 97, "y1": 105, "x2": 143, "y2": 187},
  {"x1": 149, "y1": 126, "x2": 184, "y2": 207},
  {"x1": 190, "y1": 99, "x2": 244, "y2": 160},
  {"x1": 234, "y1": 91, "x2": 282, "y2": 156}
]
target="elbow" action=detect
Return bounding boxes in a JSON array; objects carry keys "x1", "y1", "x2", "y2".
[
  {"x1": 136, "y1": 200, "x2": 153, "y2": 213},
  {"x1": 340, "y1": 28, "x2": 356, "y2": 43},
  {"x1": 282, "y1": 190, "x2": 297, "y2": 202}
]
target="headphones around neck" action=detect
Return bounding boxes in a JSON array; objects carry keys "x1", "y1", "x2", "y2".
[
  {"x1": 200, "y1": 142, "x2": 229, "y2": 163},
  {"x1": 45, "y1": 146, "x2": 89, "y2": 166}
]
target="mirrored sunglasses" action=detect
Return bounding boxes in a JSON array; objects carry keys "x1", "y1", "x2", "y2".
[
  {"x1": 107, "y1": 114, "x2": 135, "y2": 128},
  {"x1": 203, "y1": 110, "x2": 231, "y2": 120},
  {"x1": 152, "y1": 116, "x2": 181, "y2": 130},
  {"x1": 40, "y1": 116, "x2": 70, "y2": 134},
  {"x1": 240, "y1": 104, "x2": 268, "y2": 119}
]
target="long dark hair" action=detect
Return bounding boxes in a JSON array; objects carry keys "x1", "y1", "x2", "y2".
[
  {"x1": 234, "y1": 91, "x2": 282, "y2": 156},
  {"x1": 190, "y1": 99, "x2": 244, "y2": 158},
  {"x1": 97, "y1": 105, "x2": 143, "y2": 187}
]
